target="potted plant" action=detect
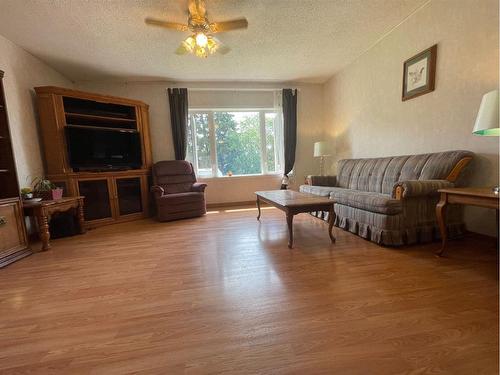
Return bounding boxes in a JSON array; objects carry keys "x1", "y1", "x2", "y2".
[
  {"x1": 32, "y1": 177, "x2": 63, "y2": 200},
  {"x1": 20, "y1": 187, "x2": 33, "y2": 200}
]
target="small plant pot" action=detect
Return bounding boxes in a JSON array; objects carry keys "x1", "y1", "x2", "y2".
[
  {"x1": 22, "y1": 193, "x2": 34, "y2": 200},
  {"x1": 37, "y1": 188, "x2": 63, "y2": 201},
  {"x1": 51, "y1": 188, "x2": 63, "y2": 200}
]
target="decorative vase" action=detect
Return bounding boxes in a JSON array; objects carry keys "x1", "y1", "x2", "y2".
[
  {"x1": 51, "y1": 188, "x2": 63, "y2": 200},
  {"x1": 37, "y1": 188, "x2": 63, "y2": 201}
]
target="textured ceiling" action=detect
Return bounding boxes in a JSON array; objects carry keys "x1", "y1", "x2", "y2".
[{"x1": 0, "y1": 0, "x2": 428, "y2": 83}]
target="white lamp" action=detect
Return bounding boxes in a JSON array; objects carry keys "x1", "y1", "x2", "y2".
[
  {"x1": 313, "y1": 141, "x2": 330, "y2": 176},
  {"x1": 472, "y1": 89, "x2": 499, "y2": 136},
  {"x1": 472, "y1": 89, "x2": 499, "y2": 193}
]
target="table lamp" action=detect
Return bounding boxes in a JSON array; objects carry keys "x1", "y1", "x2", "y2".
[
  {"x1": 314, "y1": 141, "x2": 330, "y2": 176},
  {"x1": 472, "y1": 89, "x2": 499, "y2": 193}
]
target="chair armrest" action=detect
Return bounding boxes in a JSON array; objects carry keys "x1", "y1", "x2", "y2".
[
  {"x1": 151, "y1": 185, "x2": 165, "y2": 199},
  {"x1": 192, "y1": 182, "x2": 207, "y2": 192},
  {"x1": 392, "y1": 180, "x2": 454, "y2": 199},
  {"x1": 306, "y1": 175, "x2": 337, "y2": 187}
]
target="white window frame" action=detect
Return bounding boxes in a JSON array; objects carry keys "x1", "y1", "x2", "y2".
[{"x1": 187, "y1": 108, "x2": 284, "y2": 178}]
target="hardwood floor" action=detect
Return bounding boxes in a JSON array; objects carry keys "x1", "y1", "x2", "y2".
[{"x1": 0, "y1": 206, "x2": 498, "y2": 374}]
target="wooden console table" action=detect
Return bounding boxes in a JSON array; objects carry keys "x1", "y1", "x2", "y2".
[
  {"x1": 436, "y1": 187, "x2": 499, "y2": 256},
  {"x1": 23, "y1": 196, "x2": 86, "y2": 251}
]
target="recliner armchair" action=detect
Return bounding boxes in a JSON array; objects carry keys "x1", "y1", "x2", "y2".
[{"x1": 151, "y1": 160, "x2": 207, "y2": 222}]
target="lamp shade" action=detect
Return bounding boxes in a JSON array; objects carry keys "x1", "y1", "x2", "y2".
[
  {"x1": 313, "y1": 141, "x2": 330, "y2": 157},
  {"x1": 472, "y1": 89, "x2": 499, "y2": 136}
]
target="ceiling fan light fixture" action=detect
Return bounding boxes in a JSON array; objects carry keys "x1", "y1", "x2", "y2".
[
  {"x1": 182, "y1": 35, "x2": 196, "y2": 52},
  {"x1": 182, "y1": 33, "x2": 218, "y2": 58},
  {"x1": 195, "y1": 32, "x2": 208, "y2": 47},
  {"x1": 194, "y1": 45, "x2": 208, "y2": 58},
  {"x1": 206, "y1": 37, "x2": 218, "y2": 54},
  {"x1": 146, "y1": 0, "x2": 246, "y2": 59}
]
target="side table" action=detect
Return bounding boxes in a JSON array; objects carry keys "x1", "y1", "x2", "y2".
[
  {"x1": 23, "y1": 196, "x2": 86, "y2": 251},
  {"x1": 436, "y1": 187, "x2": 499, "y2": 256}
]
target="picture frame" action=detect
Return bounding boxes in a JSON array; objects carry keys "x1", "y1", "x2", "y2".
[{"x1": 402, "y1": 44, "x2": 437, "y2": 101}]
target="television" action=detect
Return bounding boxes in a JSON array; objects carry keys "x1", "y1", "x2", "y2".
[{"x1": 65, "y1": 126, "x2": 142, "y2": 171}]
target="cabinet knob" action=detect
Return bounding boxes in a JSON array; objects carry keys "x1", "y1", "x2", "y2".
[{"x1": 0, "y1": 216, "x2": 7, "y2": 226}]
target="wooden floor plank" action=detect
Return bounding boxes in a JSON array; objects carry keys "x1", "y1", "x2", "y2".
[{"x1": 0, "y1": 206, "x2": 497, "y2": 374}]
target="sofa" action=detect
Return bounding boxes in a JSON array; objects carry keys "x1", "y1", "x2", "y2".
[
  {"x1": 151, "y1": 160, "x2": 207, "y2": 222},
  {"x1": 299, "y1": 150, "x2": 473, "y2": 246}
]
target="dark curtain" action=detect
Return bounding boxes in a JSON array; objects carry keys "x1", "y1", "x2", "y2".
[
  {"x1": 167, "y1": 88, "x2": 189, "y2": 160},
  {"x1": 282, "y1": 88, "x2": 298, "y2": 177}
]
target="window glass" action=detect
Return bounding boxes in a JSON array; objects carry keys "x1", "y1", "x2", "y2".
[
  {"x1": 265, "y1": 112, "x2": 278, "y2": 173},
  {"x1": 186, "y1": 109, "x2": 283, "y2": 178},
  {"x1": 215, "y1": 112, "x2": 261, "y2": 176},
  {"x1": 188, "y1": 113, "x2": 212, "y2": 177}
]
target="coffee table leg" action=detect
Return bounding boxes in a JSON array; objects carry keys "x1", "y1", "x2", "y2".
[
  {"x1": 286, "y1": 211, "x2": 294, "y2": 248},
  {"x1": 436, "y1": 192, "x2": 448, "y2": 256},
  {"x1": 256, "y1": 196, "x2": 261, "y2": 220},
  {"x1": 328, "y1": 205, "x2": 336, "y2": 243}
]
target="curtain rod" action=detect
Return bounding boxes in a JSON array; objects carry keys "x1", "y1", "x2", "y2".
[{"x1": 167, "y1": 87, "x2": 299, "y2": 92}]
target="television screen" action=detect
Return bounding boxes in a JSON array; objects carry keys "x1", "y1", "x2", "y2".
[{"x1": 65, "y1": 127, "x2": 142, "y2": 170}]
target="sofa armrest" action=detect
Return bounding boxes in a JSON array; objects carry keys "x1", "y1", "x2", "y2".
[
  {"x1": 392, "y1": 180, "x2": 454, "y2": 199},
  {"x1": 306, "y1": 175, "x2": 337, "y2": 187},
  {"x1": 151, "y1": 185, "x2": 165, "y2": 199},
  {"x1": 192, "y1": 182, "x2": 207, "y2": 193}
]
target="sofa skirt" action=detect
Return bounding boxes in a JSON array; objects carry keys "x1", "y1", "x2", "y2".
[{"x1": 311, "y1": 203, "x2": 464, "y2": 246}]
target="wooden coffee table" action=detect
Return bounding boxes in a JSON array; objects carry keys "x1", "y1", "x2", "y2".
[{"x1": 255, "y1": 190, "x2": 335, "y2": 248}]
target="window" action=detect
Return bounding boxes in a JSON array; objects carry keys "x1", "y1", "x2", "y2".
[
  {"x1": 186, "y1": 110, "x2": 283, "y2": 177},
  {"x1": 186, "y1": 113, "x2": 211, "y2": 177}
]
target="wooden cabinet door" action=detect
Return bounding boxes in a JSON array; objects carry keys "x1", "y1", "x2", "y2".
[
  {"x1": 0, "y1": 200, "x2": 28, "y2": 257},
  {"x1": 114, "y1": 177, "x2": 143, "y2": 217},
  {"x1": 77, "y1": 178, "x2": 114, "y2": 225},
  {"x1": 112, "y1": 175, "x2": 149, "y2": 220}
]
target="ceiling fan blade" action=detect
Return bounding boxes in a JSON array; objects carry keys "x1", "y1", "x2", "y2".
[
  {"x1": 209, "y1": 18, "x2": 248, "y2": 33},
  {"x1": 217, "y1": 44, "x2": 231, "y2": 55},
  {"x1": 211, "y1": 37, "x2": 231, "y2": 55},
  {"x1": 145, "y1": 18, "x2": 189, "y2": 32},
  {"x1": 188, "y1": 0, "x2": 206, "y2": 21}
]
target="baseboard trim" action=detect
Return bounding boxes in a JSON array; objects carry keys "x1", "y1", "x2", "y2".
[
  {"x1": 463, "y1": 230, "x2": 498, "y2": 241},
  {"x1": 0, "y1": 249, "x2": 33, "y2": 269},
  {"x1": 207, "y1": 201, "x2": 256, "y2": 209}
]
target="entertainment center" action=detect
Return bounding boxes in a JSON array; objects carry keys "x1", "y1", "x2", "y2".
[{"x1": 35, "y1": 87, "x2": 153, "y2": 228}]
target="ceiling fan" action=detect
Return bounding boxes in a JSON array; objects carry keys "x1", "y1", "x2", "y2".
[{"x1": 145, "y1": 0, "x2": 248, "y2": 58}]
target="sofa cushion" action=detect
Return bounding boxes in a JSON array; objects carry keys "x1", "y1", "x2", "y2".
[
  {"x1": 335, "y1": 150, "x2": 473, "y2": 194},
  {"x1": 299, "y1": 184, "x2": 337, "y2": 197},
  {"x1": 419, "y1": 150, "x2": 474, "y2": 180},
  {"x1": 330, "y1": 190, "x2": 402, "y2": 215}
]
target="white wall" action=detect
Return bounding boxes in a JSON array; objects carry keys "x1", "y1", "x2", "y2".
[
  {"x1": 323, "y1": 0, "x2": 499, "y2": 236},
  {"x1": 75, "y1": 80, "x2": 324, "y2": 204},
  {"x1": 0, "y1": 34, "x2": 73, "y2": 187}
]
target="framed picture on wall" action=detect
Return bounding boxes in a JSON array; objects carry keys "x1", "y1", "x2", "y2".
[{"x1": 402, "y1": 44, "x2": 437, "y2": 101}]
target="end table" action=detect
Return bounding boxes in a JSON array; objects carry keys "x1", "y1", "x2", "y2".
[
  {"x1": 23, "y1": 196, "x2": 86, "y2": 251},
  {"x1": 436, "y1": 187, "x2": 499, "y2": 256}
]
